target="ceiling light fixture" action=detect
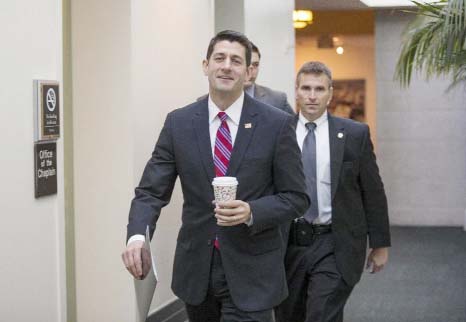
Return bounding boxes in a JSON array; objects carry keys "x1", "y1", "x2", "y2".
[
  {"x1": 293, "y1": 10, "x2": 313, "y2": 29},
  {"x1": 359, "y1": 0, "x2": 439, "y2": 7},
  {"x1": 336, "y1": 46, "x2": 344, "y2": 55}
]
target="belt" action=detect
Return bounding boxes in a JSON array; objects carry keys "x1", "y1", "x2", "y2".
[{"x1": 289, "y1": 218, "x2": 332, "y2": 246}]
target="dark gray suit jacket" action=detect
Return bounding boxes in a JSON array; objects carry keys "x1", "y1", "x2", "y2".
[
  {"x1": 253, "y1": 84, "x2": 294, "y2": 115},
  {"x1": 286, "y1": 114, "x2": 391, "y2": 286},
  {"x1": 127, "y1": 95, "x2": 309, "y2": 311}
]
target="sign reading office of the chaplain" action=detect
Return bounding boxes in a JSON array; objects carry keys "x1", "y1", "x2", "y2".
[
  {"x1": 34, "y1": 80, "x2": 60, "y2": 141},
  {"x1": 34, "y1": 142, "x2": 57, "y2": 198},
  {"x1": 33, "y1": 80, "x2": 59, "y2": 197}
]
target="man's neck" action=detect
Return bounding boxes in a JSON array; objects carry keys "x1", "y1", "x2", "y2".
[{"x1": 209, "y1": 90, "x2": 243, "y2": 111}]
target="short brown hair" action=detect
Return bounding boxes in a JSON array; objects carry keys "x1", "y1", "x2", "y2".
[
  {"x1": 206, "y1": 30, "x2": 252, "y2": 66},
  {"x1": 250, "y1": 42, "x2": 261, "y2": 59},
  {"x1": 296, "y1": 61, "x2": 333, "y2": 88}
]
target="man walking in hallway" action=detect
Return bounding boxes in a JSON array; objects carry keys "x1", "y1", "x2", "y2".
[
  {"x1": 244, "y1": 42, "x2": 294, "y2": 115},
  {"x1": 122, "y1": 30, "x2": 309, "y2": 322},
  {"x1": 276, "y1": 61, "x2": 391, "y2": 322}
]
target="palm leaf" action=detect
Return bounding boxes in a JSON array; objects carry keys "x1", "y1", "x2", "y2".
[{"x1": 395, "y1": 0, "x2": 466, "y2": 89}]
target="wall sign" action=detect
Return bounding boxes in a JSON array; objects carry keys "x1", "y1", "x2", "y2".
[
  {"x1": 34, "y1": 80, "x2": 60, "y2": 141},
  {"x1": 34, "y1": 141, "x2": 57, "y2": 198}
]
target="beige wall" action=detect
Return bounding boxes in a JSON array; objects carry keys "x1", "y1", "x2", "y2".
[
  {"x1": 72, "y1": 0, "x2": 134, "y2": 321},
  {"x1": 245, "y1": 0, "x2": 296, "y2": 103},
  {"x1": 375, "y1": 11, "x2": 466, "y2": 226},
  {"x1": 295, "y1": 34, "x2": 377, "y2": 138},
  {"x1": 131, "y1": 0, "x2": 215, "y2": 313},
  {"x1": 72, "y1": 0, "x2": 214, "y2": 320},
  {"x1": 0, "y1": 0, "x2": 66, "y2": 321}
]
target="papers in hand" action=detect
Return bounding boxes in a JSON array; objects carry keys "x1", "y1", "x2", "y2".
[{"x1": 134, "y1": 226, "x2": 158, "y2": 322}]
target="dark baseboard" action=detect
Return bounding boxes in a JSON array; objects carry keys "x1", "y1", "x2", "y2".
[{"x1": 147, "y1": 298, "x2": 187, "y2": 322}]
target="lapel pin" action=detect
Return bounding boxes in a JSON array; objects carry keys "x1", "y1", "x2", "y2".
[
  {"x1": 337, "y1": 132, "x2": 344, "y2": 139},
  {"x1": 244, "y1": 123, "x2": 252, "y2": 129}
]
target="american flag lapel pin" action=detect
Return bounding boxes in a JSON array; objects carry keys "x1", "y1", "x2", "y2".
[{"x1": 244, "y1": 123, "x2": 252, "y2": 129}]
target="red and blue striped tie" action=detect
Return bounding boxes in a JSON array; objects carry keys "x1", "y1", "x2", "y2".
[
  {"x1": 213, "y1": 112, "x2": 232, "y2": 249},
  {"x1": 214, "y1": 112, "x2": 232, "y2": 177}
]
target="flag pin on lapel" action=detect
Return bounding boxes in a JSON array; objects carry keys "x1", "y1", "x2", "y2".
[
  {"x1": 337, "y1": 132, "x2": 344, "y2": 139},
  {"x1": 244, "y1": 123, "x2": 252, "y2": 129}
]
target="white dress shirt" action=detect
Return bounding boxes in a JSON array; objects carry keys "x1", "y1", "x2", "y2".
[
  {"x1": 208, "y1": 92, "x2": 243, "y2": 154},
  {"x1": 296, "y1": 112, "x2": 332, "y2": 225},
  {"x1": 128, "y1": 93, "x2": 247, "y2": 245}
]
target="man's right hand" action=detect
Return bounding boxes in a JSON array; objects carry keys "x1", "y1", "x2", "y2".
[{"x1": 121, "y1": 240, "x2": 144, "y2": 279}]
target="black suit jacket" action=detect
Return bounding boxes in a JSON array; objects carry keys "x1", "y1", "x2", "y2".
[
  {"x1": 127, "y1": 95, "x2": 309, "y2": 311},
  {"x1": 287, "y1": 114, "x2": 390, "y2": 286}
]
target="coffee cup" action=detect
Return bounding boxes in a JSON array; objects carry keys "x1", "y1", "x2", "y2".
[{"x1": 212, "y1": 176, "x2": 238, "y2": 203}]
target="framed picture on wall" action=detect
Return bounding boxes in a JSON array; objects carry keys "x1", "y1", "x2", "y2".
[{"x1": 328, "y1": 79, "x2": 365, "y2": 122}]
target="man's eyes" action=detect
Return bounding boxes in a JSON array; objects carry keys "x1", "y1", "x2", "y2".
[{"x1": 301, "y1": 87, "x2": 326, "y2": 92}]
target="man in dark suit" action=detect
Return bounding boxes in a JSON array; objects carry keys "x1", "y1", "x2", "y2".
[
  {"x1": 243, "y1": 42, "x2": 294, "y2": 115},
  {"x1": 121, "y1": 30, "x2": 309, "y2": 322},
  {"x1": 275, "y1": 61, "x2": 391, "y2": 322}
]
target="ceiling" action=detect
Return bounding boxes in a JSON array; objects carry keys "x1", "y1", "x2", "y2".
[{"x1": 295, "y1": 0, "x2": 369, "y2": 11}]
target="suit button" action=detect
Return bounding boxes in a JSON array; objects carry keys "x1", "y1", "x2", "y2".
[
  {"x1": 301, "y1": 231, "x2": 306, "y2": 235},
  {"x1": 207, "y1": 240, "x2": 212, "y2": 246}
]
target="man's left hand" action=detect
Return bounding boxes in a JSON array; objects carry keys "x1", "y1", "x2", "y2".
[
  {"x1": 214, "y1": 200, "x2": 251, "y2": 226},
  {"x1": 366, "y1": 247, "x2": 389, "y2": 274}
]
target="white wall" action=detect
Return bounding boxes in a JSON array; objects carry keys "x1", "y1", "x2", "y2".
[
  {"x1": 72, "y1": 1, "x2": 134, "y2": 321},
  {"x1": 296, "y1": 34, "x2": 377, "y2": 137},
  {"x1": 0, "y1": 0, "x2": 66, "y2": 321},
  {"x1": 244, "y1": 0, "x2": 296, "y2": 104},
  {"x1": 73, "y1": 0, "x2": 214, "y2": 320},
  {"x1": 215, "y1": 0, "x2": 244, "y2": 33},
  {"x1": 131, "y1": 0, "x2": 214, "y2": 313},
  {"x1": 375, "y1": 11, "x2": 466, "y2": 226}
]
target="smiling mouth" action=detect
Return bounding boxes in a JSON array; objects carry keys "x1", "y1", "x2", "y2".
[{"x1": 218, "y1": 75, "x2": 234, "y2": 80}]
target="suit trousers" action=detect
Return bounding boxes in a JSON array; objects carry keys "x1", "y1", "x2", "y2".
[
  {"x1": 275, "y1": 233, "x2": 354, "y2": 322},
  {"x1": 185, "y1": 248, "x2": 274, "y2": 322}
]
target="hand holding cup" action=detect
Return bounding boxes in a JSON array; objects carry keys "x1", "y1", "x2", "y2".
[{"x1": 212, "y1": 177, "x2": 251, "y2": 226}]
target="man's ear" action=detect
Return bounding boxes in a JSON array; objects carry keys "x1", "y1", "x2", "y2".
[
  {"x1": 247, "y1": 65, "x2": 253, "y2": 77},
  {"x1": 327, "y1": 87, "x2": 334, "y2": 105},
  {"x1": 202, "y1": 60, "x2": 209, "y2": 76}
]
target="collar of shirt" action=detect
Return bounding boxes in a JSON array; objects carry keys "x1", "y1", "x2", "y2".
[
  {"x1": 208, "y1": 92, "x2": 244, "y2": 126},
  {"x1": 298, "y1": 110, "x2": 328, "y2": 131}
]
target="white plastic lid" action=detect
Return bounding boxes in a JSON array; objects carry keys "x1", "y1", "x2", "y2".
[{"x1": 212, "y1": 176, "x2": 238, "y2": 186}]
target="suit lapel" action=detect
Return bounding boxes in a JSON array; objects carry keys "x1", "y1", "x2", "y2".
[
  {"x1": 193, "y1": 98, "x2": 215, "y2": 183},
  {"x1": 227, "y1": 95, "x2": 258, "y2": 176},
  {"x1": 328, "y1": 114, "x2": 345, "y2": 201}
]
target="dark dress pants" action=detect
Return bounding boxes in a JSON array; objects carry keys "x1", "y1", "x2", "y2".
[
  {"x1": 276, "y1": 233, "x2": 354, "y2": 322},
  {"x1": 185, "y1": 248, "x2": 274, "y2": 322}
]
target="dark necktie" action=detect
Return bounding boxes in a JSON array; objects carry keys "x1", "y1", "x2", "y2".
[
  {"x1": 302, "y1": 122, "x2": 319, "y2": 223},
  {"x1": 214, "y1": 112, "x2": 232, "y2": 177}
]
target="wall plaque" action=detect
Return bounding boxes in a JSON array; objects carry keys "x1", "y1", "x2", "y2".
[
  {"x1": 34, "y1": 142, "x2": 57, "y2": 198},
  {"x1": 34, "y1": 80, "x2": 60, "y2": 141}
]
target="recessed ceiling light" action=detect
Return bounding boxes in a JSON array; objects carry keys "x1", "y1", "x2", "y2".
[
  {"x1": 359, "y1": 0, "x2": 438, "y2": 7},
  {"x1": 336, "y1": 46, "x2": 344, "y2": 55}
]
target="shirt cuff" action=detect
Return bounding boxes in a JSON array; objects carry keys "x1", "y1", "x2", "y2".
[
  {"x1": 245, "y1": 212, "x2": 253, "y2": 226},
  {"x1": 127, "y1": 234, "x2": 145, "y2": 246}
]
